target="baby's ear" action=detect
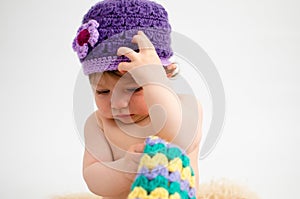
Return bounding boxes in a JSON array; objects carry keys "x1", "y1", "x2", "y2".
[{"x1": 165, "y1": 63, "x2": 179, "y2": 78}]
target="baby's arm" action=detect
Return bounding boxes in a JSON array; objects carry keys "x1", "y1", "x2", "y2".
[
  {"x1": 117, "y1": 31, "x2": 182, "y2": 141},
  {"x1": 186, "y1": 100, "x2": 203, "y2": 192},
  {"x1": 83, "y1": 113, "x2": 142, "y2": 197}
]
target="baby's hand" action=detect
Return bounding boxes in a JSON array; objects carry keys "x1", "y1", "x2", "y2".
[
  {"x1": 117, "y1": 31, "x2": 162, "y2": 73},
  {"x1": 123, "y1": 143, "x2": 145, "y2": 181}
]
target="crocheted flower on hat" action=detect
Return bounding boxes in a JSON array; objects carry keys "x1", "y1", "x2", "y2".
[
  {"x1": 72, "y1": 19, "x2": 100, "y2": 59},
  {"x1": 72, "y1": 0, "x2": 174, "y2": 75}
]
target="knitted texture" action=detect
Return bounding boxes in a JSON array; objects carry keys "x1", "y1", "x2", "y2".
[
  {"x1": 128, "y1": 136, "x2": 196, "y2": 199},
  {"x1": 72, "y1": 0, "x2": 173, "y2": 75}
]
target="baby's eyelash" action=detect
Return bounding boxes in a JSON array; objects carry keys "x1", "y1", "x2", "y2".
[
  {"x1": 127, "y1": 87, "x2": 143, "y2": 92},
  {"x1": 96, "y1": 90, "x2": 110, "y2": 95}
]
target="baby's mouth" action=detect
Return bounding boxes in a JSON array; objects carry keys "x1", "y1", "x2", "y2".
[{"x1": 115, "y1": 114, "x2": 134, "y2": 118}]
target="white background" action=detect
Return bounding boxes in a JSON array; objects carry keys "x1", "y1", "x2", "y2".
[{"x1": 0, "y1": 0, "x2": 299, "y2": 198}]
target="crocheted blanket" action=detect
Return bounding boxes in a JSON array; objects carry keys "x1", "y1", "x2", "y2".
[{"x1": 128, "y1": 136, "x2": 196, "y2": 199}]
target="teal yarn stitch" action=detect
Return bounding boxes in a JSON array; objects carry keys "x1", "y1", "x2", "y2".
[
  {"x1": 166, "y1": 147, "x2": 182, "y2": 160},
  {"x1": 131, "y1": 175, "x2": 148, "y2": 191},
  {"x1": 180, "y1": 154, "x2": 191, "y2": 168},
  {"x1": 148, "y1": 175, "x2": 169, "y2": 192},
  {"x1": 144, "y1": 143, "x2": 167, "y2": 156},
  {"x1": 168, "y1": 182, "x2": 181, "y2": 194},
  {"x1": 179, "y1": 190, "x2": 189, "y2": 199}
]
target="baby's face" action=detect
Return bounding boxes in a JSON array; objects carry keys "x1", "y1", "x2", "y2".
[{"x1": 93, "y1": 72, "x2": 149, "y2": 124}]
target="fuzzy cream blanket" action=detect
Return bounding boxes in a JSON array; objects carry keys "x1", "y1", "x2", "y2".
[{"x1": 51, "y1": 179, "x2": 260, "y2": 199}]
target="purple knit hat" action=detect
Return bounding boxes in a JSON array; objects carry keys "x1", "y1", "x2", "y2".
[{"x1": 72, "y1": 0, "x2": 173, "y2": 75}]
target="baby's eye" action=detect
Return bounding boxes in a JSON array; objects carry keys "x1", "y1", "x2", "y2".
[
  {"x1": 96, "y1": 89, "x2": 110, "y2": 95},
  {"x1": 126, "y1": 87, "x2": 143, "y2": 93}
]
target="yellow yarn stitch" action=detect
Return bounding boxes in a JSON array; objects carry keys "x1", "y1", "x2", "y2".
[
  {"x1": 148, "y1": 135, "x2": 160, "y2": 140},
  {"x1": 152, "y1": 153, "x2": 168, "y2": 166},
  {"x1": 138, "y1": 154, "x2": 151, "y2": 170},
  {"x1": 181, "y1": 166, "x2": 192, "y2": 180},
  {"x1": 127, "y1": 187, "x2": 147, "y2": 199},
  {"x1": 138, "y1": 153, "x2": 168, "y2": 170},
  {"x1": 149, "y1": 187, "x2": 169, "y2": 199},
  {"x1": 167, "y1": 158, "x2": 182, "y2": 172},
  {"x1": 189, "y1": 176, "x2": 196, "y2": 188},
  {"x1": 169, "y1": 193, "x2": 181, "y2": 199}
]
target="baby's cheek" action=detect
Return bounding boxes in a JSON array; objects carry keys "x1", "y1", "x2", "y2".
[
  {"x1": 95, "y1": 97, "x2": 112, "y2": 117},
  {"x1": 130, "y1": 95, "x2": 148, "y2": 114},
  {"x1": 97, "y1": 106, "x2": 113, "y2": 119}
]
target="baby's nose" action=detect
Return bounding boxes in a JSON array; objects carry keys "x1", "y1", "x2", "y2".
[{"x1": 111, "y1": 95, "x2": 129, "y2": 109}]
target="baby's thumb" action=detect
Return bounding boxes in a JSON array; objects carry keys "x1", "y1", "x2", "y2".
[
  {"x1": 125, "y1": 143, "x2": 145, "y2": 168},
  {"x1": 133, "y1": 143, "x2": 145, "y2": 153},
  {"x1": 128, "y1": 143, "x2": 145, "y2": 153},
  {"x1": 118, "y1": 61, "x2": 131, "y2": 73},
  {"x1": 117, "y1": 46, "x2": 135, "y2": 56}
]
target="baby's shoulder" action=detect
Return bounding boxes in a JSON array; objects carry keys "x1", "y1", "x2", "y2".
[{"x1": 85, "y1": 111, "x2": 104, "y2": 132}]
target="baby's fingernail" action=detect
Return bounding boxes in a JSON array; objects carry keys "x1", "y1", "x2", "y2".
[{"x1": 118, "y1": 69, "x2": 126, "y2": 74}]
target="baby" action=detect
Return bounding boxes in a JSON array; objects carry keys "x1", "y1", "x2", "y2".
[{"x1": 72, "y1": 0, "x2": 203, "y2": 198}]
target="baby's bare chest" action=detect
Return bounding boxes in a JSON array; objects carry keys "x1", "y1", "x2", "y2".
[{"x1": 102, "y1": 120, "x2": 149, "y2": 160}]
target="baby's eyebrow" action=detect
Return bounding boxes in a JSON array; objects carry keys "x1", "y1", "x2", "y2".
[
  {"x1": 95, "y1": 78, "x2": 108, "y2": 88},
  {"x1": 92, "y1": 81, "x2": 105, "y2": 89},
  {"x1": 122, "y1": 82, "x2": 140, "y2": 88},
  {"x1": 120, "y1": 77, "x2": 139, "y2": 84}
]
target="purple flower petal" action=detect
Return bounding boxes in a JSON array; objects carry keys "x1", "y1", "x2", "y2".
[{"x1": 77, "y1": 44, "x2": 88, "y2": 59}]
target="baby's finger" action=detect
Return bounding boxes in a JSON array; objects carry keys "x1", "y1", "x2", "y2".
[
  {"x1": 133, "y1": 143, "x2": 145, "y2": 153},
  {"x1": 132, "y1": 31, "x2": 155, "y2": 51},
  {"x1": 118, "y1": 61, "x2": 132, "y2": 73},
  {"x1": 117, "y1": 46, "x2": 137, "y2": 61},
  {"x1": 127, "y1": 143, "x2": 144, "y2": 153}
]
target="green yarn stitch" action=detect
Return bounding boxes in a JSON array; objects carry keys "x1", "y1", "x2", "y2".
[
  {"x1": 130, "y1": 175, "x2": 148, "y2": 191},
  {"x1": 180, "y1": 154, "x2": 190, "y2": 167},
  {"x1": 148, "y1": 175, "x2": 169, "y2": 192},
  {"x1": 168, "y1": 182, "x2": 181, "y2": 195},
  {"x1": 191, "y1": 167, "x2": 195, "y2": 176},
  {"x1": 166, "y1": 147, "x2": 182, "y2": 160},
  {"x1": 144, "y1": 143, "x2": 167, "y2": 156},
  {"x1": 179, "y1": 190, "x2": 189, "y2": 199}
]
